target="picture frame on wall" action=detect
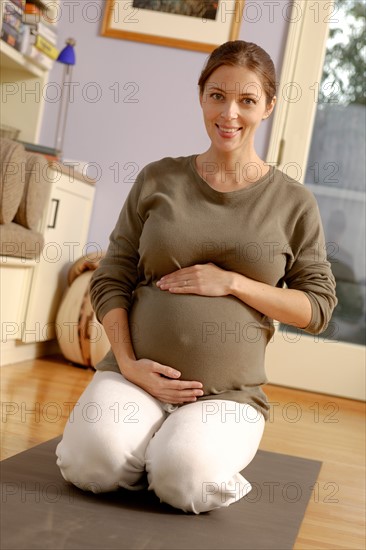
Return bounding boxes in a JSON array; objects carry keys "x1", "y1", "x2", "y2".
[{"x1": 101, "y1": 1, "x2": 245, "y2": 53}]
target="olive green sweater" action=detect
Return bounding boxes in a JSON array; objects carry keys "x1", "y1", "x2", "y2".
[{"x1": 90, "y1": 155, "x2": 337, "y2": 420}]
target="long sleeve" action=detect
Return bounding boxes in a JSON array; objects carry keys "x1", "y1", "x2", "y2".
[
  {"x1": 90, "y1": 170, "x2": 145, "y2": 323},
  {"x1": 89, "y1": 155, "x2": 340, "y2": 421},
  {"x1": 283, "y1": 198, "x2": 338, "y2": 334}
]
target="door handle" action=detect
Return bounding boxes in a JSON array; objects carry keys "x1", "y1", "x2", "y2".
[{"x1": 47, "y1": 198, "x2": 60, "y2": 229}]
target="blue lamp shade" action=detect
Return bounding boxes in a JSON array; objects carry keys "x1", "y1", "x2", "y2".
[{"x1": 57, "y1": 38, "x2": 76, "y2": 65}]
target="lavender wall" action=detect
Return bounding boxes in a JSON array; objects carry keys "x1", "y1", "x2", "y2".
[{"x1": 40, "y1": 0, "x2": 291, "y2": 249}]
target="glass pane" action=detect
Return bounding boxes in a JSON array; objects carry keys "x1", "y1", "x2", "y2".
[{"x1": 284, "y1": 0, "x2": 366, "y2": 345}]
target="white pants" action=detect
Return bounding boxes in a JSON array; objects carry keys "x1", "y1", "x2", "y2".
[{"x1": 56, "y1": 371, "x2": 265, "y2": 514}]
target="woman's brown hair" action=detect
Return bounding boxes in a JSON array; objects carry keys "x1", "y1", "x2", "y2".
[{"x1": 198, "y1": 40, "x2": 277, "y2": 106}]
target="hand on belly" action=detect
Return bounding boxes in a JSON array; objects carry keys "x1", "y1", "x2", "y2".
[{"x1": 122, "y1": 356, "x2": 204, "y2": 404}]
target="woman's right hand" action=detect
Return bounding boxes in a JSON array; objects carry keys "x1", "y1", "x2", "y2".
[
  {"x1": 101, "y1": 308, "x2": 203, "y2": 404},
  {"x1": 122, "y1": 357, "x2": 204, "y2": 404}
]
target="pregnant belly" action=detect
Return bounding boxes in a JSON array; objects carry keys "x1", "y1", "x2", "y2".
[{"x1": 129, "y1": 285, "x2": 272, "y2": 395}]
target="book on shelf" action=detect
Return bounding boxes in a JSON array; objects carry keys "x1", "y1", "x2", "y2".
[
  {"x1": 23, "y1": 20, "x2": 57, "y2": 43},
  {"x1": 23, "y1": 43, "x2": 54, "y2": 69},
  {"x1": 9, "y1": 0, "x2": 25, "y2": 10},
  {"x1": 3, "y1": 2, "x2": 23, "y2": 30},
  {"x1": 32, "y1": 32, "x2": 58, "y2": 58},
  {"x1": 3, "y1": 0, "x2": 25, "y2": 16},
  {"x1": 1, "y1": 21, "x2": 23, "y2": 51},
  {"x1": 21, "y1": 27, "x2": 58, "y2": 58},
  {"x1": 1, "y1": 0, "x2": 25, "y2": 51}
]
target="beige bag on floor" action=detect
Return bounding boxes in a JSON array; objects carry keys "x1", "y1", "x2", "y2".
[{"x1": 56, "y1": 253, "x2": 110, "y2": 368}]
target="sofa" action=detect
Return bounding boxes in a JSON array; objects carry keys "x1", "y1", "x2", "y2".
[{"x1": 0, "y1": 138, "x2": 51, "y2": 260}]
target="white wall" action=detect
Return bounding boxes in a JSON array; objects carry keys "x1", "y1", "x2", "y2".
[{"x1": 40, "y1": 0, "x2": 292, "y2": 249}]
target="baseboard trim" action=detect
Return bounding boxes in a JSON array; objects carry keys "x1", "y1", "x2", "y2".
[
  {"x1": 265, "y1": 335, "x2": 365, "y2": 401},
  {"x1": 0, "y1": 339, "x2": 60, "y2": 367}
]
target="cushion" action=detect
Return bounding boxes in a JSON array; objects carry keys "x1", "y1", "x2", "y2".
[
  {"x1": 0, "y1": 222, "x2": 44, "y2": 260},
  {"x1": 14, "y1": 152, "x2": 50, "y2": 230},
  {"x1": 0, "y1": 138, "x2": 25, "y2": 224}
]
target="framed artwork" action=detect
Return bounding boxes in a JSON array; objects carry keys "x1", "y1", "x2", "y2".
[{"x1": 101, "y1": 1, "x2": 245, "y2": 52}]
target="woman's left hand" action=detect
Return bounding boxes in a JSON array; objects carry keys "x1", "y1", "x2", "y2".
[{"x1": 156, "y1": 263, "x2": 234, "y2": 297}]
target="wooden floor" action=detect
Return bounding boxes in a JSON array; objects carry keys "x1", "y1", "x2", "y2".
[{"x1": 1, "y1": 355, "x2": 365, "y2": 549}]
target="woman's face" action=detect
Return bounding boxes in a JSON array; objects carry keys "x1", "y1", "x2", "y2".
[{"x1": 199, "y1": 64, "x2": 275, "y2": 155}]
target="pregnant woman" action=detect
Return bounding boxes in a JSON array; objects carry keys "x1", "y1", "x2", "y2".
[{"x1": 56, "y1": 41, "x2": 337, "y2": 514}]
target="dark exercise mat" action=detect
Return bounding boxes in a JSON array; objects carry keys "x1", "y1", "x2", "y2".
[{"x1": 1, "y1": 436, "x2": 321, "y2": 550}]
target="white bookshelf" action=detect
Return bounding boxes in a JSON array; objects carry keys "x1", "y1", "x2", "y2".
[
  {"x1": 0, "y1": 0, "x2": 60, "y2": 142},
  {"x1": 0, "y1": 39, "x2": 48, "y2": 143}
]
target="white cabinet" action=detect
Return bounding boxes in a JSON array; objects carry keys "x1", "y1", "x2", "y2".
[{"x1": 23, "y1": 170, "x2": 95, "y2": 342}]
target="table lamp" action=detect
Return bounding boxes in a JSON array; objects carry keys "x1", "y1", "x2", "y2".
[{"x1": 54, "y1": 38, "x2": 76, "y2": 157}]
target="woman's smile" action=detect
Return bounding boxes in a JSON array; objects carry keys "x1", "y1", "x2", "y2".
[{"x1": 216, "y1": 124, "x2": 243, "y2": 138}]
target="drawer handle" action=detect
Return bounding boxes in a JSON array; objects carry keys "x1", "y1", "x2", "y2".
[{"x1": 48, "y1": 198, "x2": 60, "y2": 229}]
